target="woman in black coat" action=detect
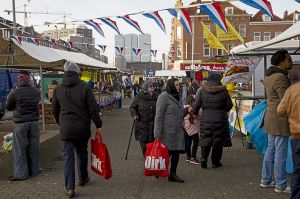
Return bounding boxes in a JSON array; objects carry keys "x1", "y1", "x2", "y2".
[
  {"x1": 129, "y1": 80, "x2": 158, "y2": 156},
  {"x1": 193, "y1": 73, "x2": 233, "y2": 169}
]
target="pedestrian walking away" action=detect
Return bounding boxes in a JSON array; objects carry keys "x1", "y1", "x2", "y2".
[
  {"x1": 193, "y1": 72, "x2": 233, "y2": 169},
  {"x1": 52, "y1": 61, "x2": 102, "y2": 198},
  {"x1": 5, "y1": 70, "x2": 41, "y2": 181},
  {"x1": 154, "y1": 78, "x2": 185, "y2": 183}
]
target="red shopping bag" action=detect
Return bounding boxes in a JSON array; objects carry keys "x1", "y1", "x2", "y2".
[
  {"x1": 144, "y1": 139, "x2": 169, "y2": 177},
  {"x1": 91, "y1": 129, "x2": 112, "y2": 179}
]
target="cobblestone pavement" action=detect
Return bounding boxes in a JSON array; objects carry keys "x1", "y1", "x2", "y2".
[{"x1": 0, "y1": 99, "x2": 289, "y2": 199}]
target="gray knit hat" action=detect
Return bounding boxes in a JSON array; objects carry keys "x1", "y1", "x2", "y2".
[
  {"x1": 142, "y1": 80, "x2": 154, "y2": 91},
  {"x1": 64, "y1": 61, "x2": 80, "y2": 74}
]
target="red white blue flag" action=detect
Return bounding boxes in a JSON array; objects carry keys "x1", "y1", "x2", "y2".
[
  {"x1": 49, "y1": 39, "x2": 56, "y2": 47},
  {"x1": 83, "y1": 19, "x2": 105, "y2": 38},
  {"x1": 98, "y1": 18, "x2": 121, "y2": 35},
  {"x1": 296, "y1": 0, "x2": 300, "y2": 3},
  {"x1": 199, "y1": 2, "x2": 228, "y2": 33},
  {"x1": 10, "y1": 35, "x2": 22, "y2": 45},
  {"x1": 132, "y1": 48, "x2": 142, "y2": 56},
  {"x1": 151, "y1": 50, "x2": 157, "y2": 57},
  {"x1": 115, "y1": 47, "x2": 124, "y2": 55},
  {"x1": 168, "y1": 8, "x2": 192, "y2": 36},
  {"x1": 28, "y1": 37, "x2": 39, "y2": 46},
  {"x1": 60, "y1": 39, "x2": 72, "y2": 48},
  {"x1": 82, "y1": 43, "x2": 89, "y2": 48},
  {"x1": 118, "y1": 15, "x2": 143, "y2": 34},
  {"x1": 98, "y1": 45, "x2": 107, "y2": 53},
  {"x1": 142, "y1": 11, "x2": 166, "y2": 33},
  {"x1": 240, "y1": 0, "x2": 273, "y2": 18}
]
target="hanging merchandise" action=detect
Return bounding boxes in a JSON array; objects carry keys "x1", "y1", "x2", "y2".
[{"x1": 81, "y1": 70, "x2": 91, "y2": 82}]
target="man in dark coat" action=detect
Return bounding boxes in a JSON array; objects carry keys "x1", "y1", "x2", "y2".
[
  {"x1": 6, "y1": 71, "x2": 40, "y2": 181},
  {"x1": 193, "y1": 73, "x2": 233, "y2": 169},
  {"x1": 52, "y1": 61, "x2": 102, "y2": 198},
  {"x1": 129, "y1": 80, "x2": 158, "y2": 155}
]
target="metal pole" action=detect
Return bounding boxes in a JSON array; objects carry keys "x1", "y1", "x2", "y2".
[
  {"x1": 40, "y1": 65, "x2": 45, "y2": 131},
  {"x1": 192, "y1": 16, "x2": 195, "y2": 67},
  {"x1": 12, "y1": 0, "x2": 17, "y2": 35}
]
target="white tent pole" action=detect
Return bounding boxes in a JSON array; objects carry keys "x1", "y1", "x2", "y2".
[{"x1": 40, "y1": 65, "x2": 45, "y2": 131}]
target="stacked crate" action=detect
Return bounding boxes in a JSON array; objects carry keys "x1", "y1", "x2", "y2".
[
  {"x1": 44, "y1": 103, "x2": 56, "y2": 124},
  {"x1": 48, "y1": 84, "x2": 57, "y2": 100}
]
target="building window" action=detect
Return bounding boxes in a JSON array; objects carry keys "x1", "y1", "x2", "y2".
[
  {"x1": 176, "y1": 26, "x2": 182, "y2": 39},
  {"x1": 239, "y1": 24, "x2": 246, "y2": 37},
  {"x1": 275, "y1": 32, "x2": 282, "y2": 37},
  {"x1": 296, "y1": 14, "x2": 300, "y2": 21},
  {"x1": 203, "y1": 44, "x2": 210, "y2": 57},
  {"x1": 203, "y1": 24, "x2": 210, "y2": 38},
  {"x1": 225, "y1": 7, "x2": 234, "y2": 15},
  {"x1": 217, "y1": 49, "x2": 223, "y2": 56},
  {"x1": 176, "y1": 45, "x2": 182, "y2": 57},
  {"x1": 264, "y1": 32, "x2": 271, "y2": 41},
  {"x1": 262, "y1": 14, "x2": 271, "y2": 22},
  {"x1": 254, "y1": 32, "x2": 261, "y2": 41}
]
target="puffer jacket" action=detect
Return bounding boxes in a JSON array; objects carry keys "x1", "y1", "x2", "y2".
[
  {"x1": 6, "y1": 84, "x2": 40, "y2": 123},
  {"x1": 264, "y1": 66, "x2": 290, "y2": 136},
  {"x1": 193, "y1": 83, "x2": 233, "y2": 147},
  {"x1": 129, "y1": 91, "x2": 158, "y2": 142},
  {"x1": 52, "y1": 71, "x2": 102, "y2": 140}
]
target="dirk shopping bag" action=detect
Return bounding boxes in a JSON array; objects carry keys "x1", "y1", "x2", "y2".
[
  {"x1": 144, "y1": 139, "x2": 169, "y2": 177},
  {"x1": 244, "y1": 100, "x2": 268, "y2": 156},
  {"x1": 91, "y1": 129, "x2": 112, "y2": 179}
]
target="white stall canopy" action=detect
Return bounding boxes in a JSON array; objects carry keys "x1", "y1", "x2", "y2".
[{"x1": 155, "y1": 70, "x2": 186, "y2": 77}]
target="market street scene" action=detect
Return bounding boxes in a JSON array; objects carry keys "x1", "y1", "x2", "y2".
[{"x1": 0, "y1": 0, "x2": 300, "y2": 198}]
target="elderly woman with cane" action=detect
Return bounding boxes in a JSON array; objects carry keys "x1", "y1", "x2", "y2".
[{"x1": 129, "y1": 80, "x2": 158, "y2": 156}]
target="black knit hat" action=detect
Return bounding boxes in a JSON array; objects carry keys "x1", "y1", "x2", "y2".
[{"x1": 208, "y1": 72, "x2": 222, "y2": 84}]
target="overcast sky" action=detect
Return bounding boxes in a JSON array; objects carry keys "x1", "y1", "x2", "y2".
[{"x1": 1, "y1": 0, "x2": 299, "y2": 64}]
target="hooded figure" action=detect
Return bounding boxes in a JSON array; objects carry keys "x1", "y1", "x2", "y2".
[
  {"x1": 193, "y1": 72, "x2": 233, "y2": 169},
  {"x1": 129, "y1": 80, "x2": 158, "y2": 155},
  {"x1": 52, "y1": 61, "x2": 102, "y2": 198},
  {"x1": 154, "y1": 78, "x2": 185, "y2": 183}
]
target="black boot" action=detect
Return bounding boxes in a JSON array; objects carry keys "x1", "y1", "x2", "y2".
[
  {"x1": 168, "y1": 173, "x2": 184, "y2": 183},
  {"x1": 200, "y1": 159, "x2": 207, "y2": 168}
]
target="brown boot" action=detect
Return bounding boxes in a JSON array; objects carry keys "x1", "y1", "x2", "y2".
[
  {"x1": 65, "y1": 190, "x2": 75, "y2": 198},
  {"x1": 77, "y1": 176, "x2": 90, "y2": 186}
]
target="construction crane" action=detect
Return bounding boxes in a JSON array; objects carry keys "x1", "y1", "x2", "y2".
[{"x1": 4, "y1": 4, "x2": 72, "y2": 27}]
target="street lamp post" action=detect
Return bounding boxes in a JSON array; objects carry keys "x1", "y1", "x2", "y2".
[
  {"x1": 12, "y1": 0, "x2": 17, "y2": 35},
  {"x1": 143, "y1": 42, "x2": 151, "y2": 76}
]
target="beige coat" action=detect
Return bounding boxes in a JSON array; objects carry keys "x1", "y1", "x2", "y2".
[
  {"x1": 264, "y1": 72, "x2": 290, "y2": 136},
  {"x1": 277, "y1": 82, "x2": 300, "y2": 139}
]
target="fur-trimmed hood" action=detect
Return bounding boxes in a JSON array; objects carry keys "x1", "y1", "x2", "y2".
[{"x1": 202, "y1": 84, "x2": 227, "y2": 93}]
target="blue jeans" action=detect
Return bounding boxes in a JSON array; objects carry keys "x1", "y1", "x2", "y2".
[
  {"x1": 261, "y1": 134, "x2": 289, "y2": 189},
  {"x1": 62, "y1": 139, "x2": 89, "y2": 190},
  {"x1": 13, "y1": 121, "x2": 40, "y2": 179},
  {"x1": 291, "y1": 139, "x2": 300, "y2": 199}
]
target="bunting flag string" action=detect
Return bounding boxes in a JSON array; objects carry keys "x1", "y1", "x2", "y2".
[
  {"x1": 10, "y1": 35, "x2": 22, "y2": 45},
  {"x1": 98, "y1": 18, "x2": 121, "y2": 35},
  {"x1": 239, "y1": 0, "x2": 273, "y2": 18},
  {"x1": 150, "y1": 50, "x2": 157, "y2": 57},
  {"x1": 167, "y1": 8, "x2": 192, "y2": 36},
  {"x1": 117, "y1": 15, "x2": 143, "y2": 34},
  {"x1": 83, "y1": 19, "x2": 105, "y2": 38},
  {"x1": 28, "y1": 37, "x2": 39, "y2": 46},
  {"x1": 59, "y1": 39, "x2": 73, "y2": 48},
  {"x1": 199, "y1": 2, "x2": 228, "y2": 33},
  {"x1": 142, "y1": 11, "x2": 166, "y2": 33},
  {"x1": 132, "y1": 48, "x2": 142, "y2": 56},
  {"x1": 115, "y1": 46, "x2": 124, "y2": 54},
  {"x1": 98, "y1": 45, "x2": 107, "y2": 53}
]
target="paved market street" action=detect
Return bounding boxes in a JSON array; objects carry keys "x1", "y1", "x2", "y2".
[{"x1": 0, "y1": 99, "x2": 289, "y2": 199}]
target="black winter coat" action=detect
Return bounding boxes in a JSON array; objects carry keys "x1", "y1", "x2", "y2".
[
  {"x1": 52, "y1": 71, "x2": 102, "y2": 140},
  {"x1": 6, "y1": 84, "x2": 40, "y2": 123},
  {"x1": 129, "y1": 91, "x2": 158, "y2": 142},
  {"x1": 193, "y1": 83, "x2": 233, "y2": 147}
]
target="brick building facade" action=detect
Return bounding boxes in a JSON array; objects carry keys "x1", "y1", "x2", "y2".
[{"x1": 169, "y1": 0, "x2": 299, "y2": 70}]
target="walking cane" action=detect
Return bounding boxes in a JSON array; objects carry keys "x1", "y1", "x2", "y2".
[{"x1": 125, "y1": 119, "x2": 135, "y2": 160}]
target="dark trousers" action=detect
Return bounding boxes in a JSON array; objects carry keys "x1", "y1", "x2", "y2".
[
  {"x1": 291, "y1": 139, "x2": 300, "y2": 199},
  {"x1": 140, "y1": 141, "x2": 150, "y2": 156},
  {"x1": 13, "y1": 121, "x2": 40, "y2": 179},
  {"x1": 185, "y1": 132, "x2": 199, "y2": 158},
  {"x1": 169, "y1": 150, "x2": 180, "y2": 174},
  {"x1": 201, "y1": 145, "x2": 223, "y2": 165},
  {"x1": 62, "y1": 139, "x2": 89, "y2": 190}
]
